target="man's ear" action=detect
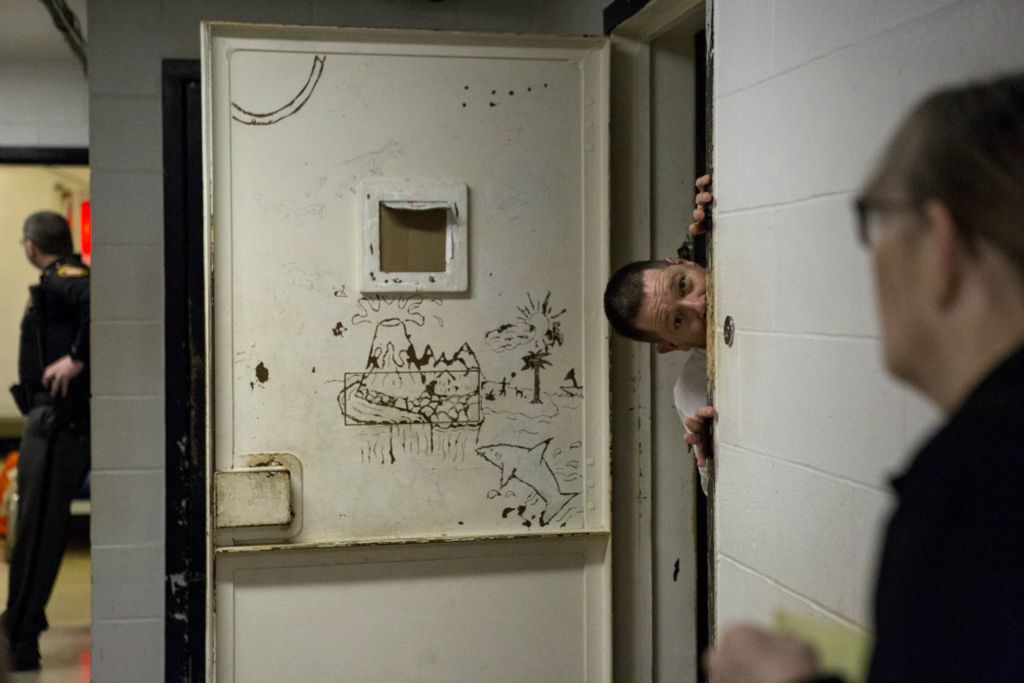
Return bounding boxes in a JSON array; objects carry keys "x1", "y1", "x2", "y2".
[{"x1": 922, "y1": 199, "x2": 961, "y2": 309}]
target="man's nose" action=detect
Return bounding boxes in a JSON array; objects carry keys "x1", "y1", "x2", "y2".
[{"x1": 681, "y1": 296, "x2": 707, "y2": 319}]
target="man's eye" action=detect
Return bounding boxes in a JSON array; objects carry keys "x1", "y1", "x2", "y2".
[
  {"x1": 679, "y1": 277, "x2": 687, "y2": 295},
  {"x1": 673, "y1": 314, "x2": 683, "y2": 330}
]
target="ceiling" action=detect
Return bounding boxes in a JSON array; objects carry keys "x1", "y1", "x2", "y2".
[{"x1": 0, "y1": 0, "x2": 87, "y2": 61}]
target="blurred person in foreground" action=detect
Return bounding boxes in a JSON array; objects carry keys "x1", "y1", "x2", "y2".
[
  {"x1": 2, "y1": 212, "x2": 90, "y2": 672},
  {"x1": 705, "y1": 74, "x2": 1024, "y2": 682}
]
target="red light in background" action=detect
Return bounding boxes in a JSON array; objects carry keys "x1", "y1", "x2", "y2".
[{"x1": 80, "y1": 200, "x2": 91, "y2": 265}]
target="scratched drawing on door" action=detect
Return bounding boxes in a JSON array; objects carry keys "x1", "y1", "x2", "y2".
[
  {"x1": 477, "y1": 438, "x2": 582, "y2": 528},
  {"x1": 338, "y1": 296, "x2": 482, "y2": 464},
  {"x1": 476, "y1": 292, "x2": 584, "y2": 528},
  {"x1": 231, "y1": 54, "x2": 326, "y2": 126},
  {"x1": 483, "y1": 291, "x2": 572, "y2": 405},
  {"x1": 335, "y1": 293, "x2": 585, "y2": 530}
]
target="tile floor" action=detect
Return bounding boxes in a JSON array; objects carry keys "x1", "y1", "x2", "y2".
[{"x1": 0, "y1": 519, "x2": 91, "y2": 682}]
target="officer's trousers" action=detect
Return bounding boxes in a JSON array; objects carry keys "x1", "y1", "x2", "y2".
[{"x1": 2, "y1": 406, "x2": 90, "y2": 650}]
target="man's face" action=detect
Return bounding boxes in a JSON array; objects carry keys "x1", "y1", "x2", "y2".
[
  {"x1": 22, "y1": 237, "x2": 36, "y2": 265},
  {"x1": 634, "y1": 258, "x2": 708, "y2": 352},
  {"x1": 869, "y1": 202, "x2": 933, "y2": 383}
]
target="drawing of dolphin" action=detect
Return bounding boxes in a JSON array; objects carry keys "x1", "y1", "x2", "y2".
[{"x1": 476, "y1": 439, "x2": 579, "y2": 525}]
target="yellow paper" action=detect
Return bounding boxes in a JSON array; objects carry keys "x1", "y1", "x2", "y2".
[{"x1": 774, "y1": 611, "x2": 873, "y2": 683}]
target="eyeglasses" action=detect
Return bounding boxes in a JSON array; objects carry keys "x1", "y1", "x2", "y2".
[{"x1": 853, "y1": 197, "x2": 919, "y2": 246}]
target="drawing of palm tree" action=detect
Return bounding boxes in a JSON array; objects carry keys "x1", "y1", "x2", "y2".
[
  {"x1": 521, "y1": 349, "x2": 552, "y2": 404},
  {"x1": 485, "y1": 292, "x2": 566, "y2": 404}
]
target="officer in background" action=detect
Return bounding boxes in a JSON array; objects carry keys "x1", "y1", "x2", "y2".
[{"x1": 2, "y1": 211, "x2": 90, "y2": 672}]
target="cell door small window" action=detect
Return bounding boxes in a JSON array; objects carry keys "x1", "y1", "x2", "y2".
[{"x1": 361, "y1": 180, "x2": 468, "y2": 293}]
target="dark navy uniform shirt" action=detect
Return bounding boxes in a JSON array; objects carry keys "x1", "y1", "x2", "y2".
[
  {"x1": 17, "y1": 254, "x2": 90, "y2": 419},
  {"x1": 868, "y1": 346, "x2": 1024, "y2": 681}
]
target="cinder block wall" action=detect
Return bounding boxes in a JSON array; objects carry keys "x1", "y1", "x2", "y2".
[
  {"x1": 87, "y1": 2, "x2": 605, "y2": 679},
  {"x1": 713, "y1": 0, "x2": 1024, "y2": 645},
  {"x1": 0, "y1": 59, "x2": 87, "y2": 147}
]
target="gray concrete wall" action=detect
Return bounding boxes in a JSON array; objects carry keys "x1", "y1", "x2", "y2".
[{"x1": 0, "y1": 58, "x2": 87, "y2": 147}]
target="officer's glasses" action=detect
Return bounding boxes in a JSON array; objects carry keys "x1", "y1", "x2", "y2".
[{"x1": 853, "y1": 197, "x2": 919, "y2": 247}]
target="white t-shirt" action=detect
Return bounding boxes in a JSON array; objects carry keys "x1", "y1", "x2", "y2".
[{"x1": 672, "y1": 348, "x2": 710, "y2": 494}]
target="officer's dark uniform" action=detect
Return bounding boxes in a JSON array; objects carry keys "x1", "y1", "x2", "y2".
[{"x1": 3, "y1": 254, "x2": 90, "y2": 669}]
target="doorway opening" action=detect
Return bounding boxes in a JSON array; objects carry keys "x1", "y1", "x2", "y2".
[
  {"x1": 650, "y1": 16, "x2": 712, "y2": 680},
  {"x1": 607, "y1": 1, "x2": 711, "y2": 680},
  {"x1": 0, "y1": 147, "x2": 91, "y2": 678}
]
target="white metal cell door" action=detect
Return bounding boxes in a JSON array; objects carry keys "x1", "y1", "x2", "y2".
[{"x1": 203, "y1": 24, "x2": 611, "y2": 682}]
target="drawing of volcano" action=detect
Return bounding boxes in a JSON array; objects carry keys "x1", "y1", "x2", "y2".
[{"x1": 339, "y1": 318, "x2": 482, "y2": 463}]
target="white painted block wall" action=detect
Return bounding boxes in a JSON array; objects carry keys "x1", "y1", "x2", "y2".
[
  {"x1": 0, "y1": 59, "x2": 87, "y2": 147},
  {"x1": 713, "y1": 0, "x2": 1024, "y2": 643},
  {"x1": 86, "y1": 2, "x2": 606, "y2": 679}
]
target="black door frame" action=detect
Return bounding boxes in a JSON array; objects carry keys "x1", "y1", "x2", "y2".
[{"x1": 162, "y1": 58, "x2": 206, "y2": 683}]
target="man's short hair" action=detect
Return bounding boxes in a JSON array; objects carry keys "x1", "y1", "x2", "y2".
[
  {"x1": 23, "y1": 211, "x2": 73, "y2": 256},
  {"x1": 603, "y1": 259, "x2": 670, "y2": 343},
  {"x1": 863, "y1": 72, "x2": 1024, "y2": 281}
]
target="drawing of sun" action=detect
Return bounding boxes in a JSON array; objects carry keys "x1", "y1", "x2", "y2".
[
  {"x1": 485, "y1": 292, "x2": 565, "y2": 353},
  {"x1": 351, "y1": 294, "x2": 437, "y2": 329},
  {"x1": 515, "y1": 292, "x2": 566, "y2": 346}
]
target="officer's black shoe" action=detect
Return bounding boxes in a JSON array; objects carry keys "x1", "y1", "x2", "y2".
[{"x1": 10, "y1": 639, "x2": 41, "y2": 671}]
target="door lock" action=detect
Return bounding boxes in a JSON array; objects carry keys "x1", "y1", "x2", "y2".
[{"x1": 724, "y1": 316, "x2": 735, "y2": 347}]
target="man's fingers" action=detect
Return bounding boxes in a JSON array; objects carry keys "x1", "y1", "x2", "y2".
[
  {"x1": 43, "y1": 364, "x2": 71, "y2": 397},
  {"x1": 685, "y1": 408, "x2": 716, "y2": 431},
  {"x1": 701, "y1": 646, "x2": 717, "y2": 679},
  {"x1": 691, "y1": 175, "x2": 713, "y2": 237},
  {"x1": 695, "y1": 447, "x2": 707, "y2": 467},
  {"x1": 684, "y1": 434, "x2": 708, "y2": 466},
  {"x1": 696, "y1": 406, "x2": 718, "y2": 420},
  {"x1": 685, "y1": 407, "x2": 716, "y2": 467},
  {"x1": 57, "y1": 374, "x2": 68, "y2": 397}
]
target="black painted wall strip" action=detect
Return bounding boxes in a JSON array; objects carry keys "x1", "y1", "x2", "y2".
[
  {"x1": 603, "y1": 0, "x2": 652, "y2": 34},
  {"x1": 0, "y1": 147, "x2": 88, "y2": 165}
]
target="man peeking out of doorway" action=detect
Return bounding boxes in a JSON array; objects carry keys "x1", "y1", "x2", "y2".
[{"x1": 603, "y1": 175, "x2": 717, "y2": 493}]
